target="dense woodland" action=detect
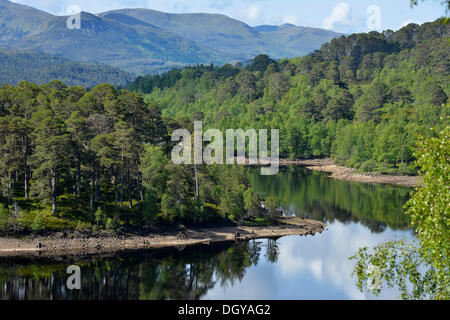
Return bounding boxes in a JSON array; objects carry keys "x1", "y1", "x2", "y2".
[
  {"x1": 0, "y1": 49, "x2": 135, "y2": 88},
  {"x1": 0, "y1": 20, "x2": 448, "y2": 234},
  {"x1": 0, "y1": 80, "x2": 270, "y2": 234},
  {"x1": 132, "y1": 20, "x2": 449, "y2": 173}
]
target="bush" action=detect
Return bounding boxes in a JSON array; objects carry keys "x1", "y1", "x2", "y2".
[
  {"x1": 0, "y1": 204, "x2": 9, "y2": 232},
  {"x1": 143, "y1": 191, "x2": 158, "y2": 224},
  {"x1": 31, "y1": 213, "x2": 44, "y2": 232},
  {"x1": 265, "y1": 196, "x2": 281, "y2": 222},
  {"x1": 361, "y1": 160, "x2": 376, "y2": 172},
  {"x1": 94, "y1": 207, "x2": 106, "y2": 227},
  {"x1": 106, "y1": 216, "x2": 120, "y2": 230}
]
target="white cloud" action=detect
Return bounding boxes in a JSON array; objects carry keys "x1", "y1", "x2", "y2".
[
  {"x1": 366, "y1": 5, "x2": 382, "y2": 31},
  {"x1": 282, "y1": 16, "x2": 299, "y2": 25},
  {"x1": 247, "y1": 4, "x2": 262, "y2": 20},
  {"x1": 322, "y1": 2, "x2": 352, "y2": 30},
  {"x1": 66, "y1": 4, "x2": 81, "y2": 14}
]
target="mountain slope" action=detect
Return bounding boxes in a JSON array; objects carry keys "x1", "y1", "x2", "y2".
[
  {"x1": 0, "y1": 0, "x2": 341, "y2": 74},
  {"x1": 0, "y1": 49, "x2": 135, "y2": 87},
  {"x1": 0, "y1": 0, "x2": 53, "y2": 42},
  {"x1": 99, "y1": 9, "x2": 270, "y2": 58},
  {"x1": 6, "y1": 11, "x2": 222, "y2": 74},
  {"x1": 100, "y1": 9, "x2": 342, "y2": 60},
  {"x1": 254, "y1": 24, "x2": 343, "y2": 57}
]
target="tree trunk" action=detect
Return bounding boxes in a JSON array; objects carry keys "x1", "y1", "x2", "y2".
[
  {"x1": 76, "y1": 150, "x2": 81, "y2": 198},
  {"x1": 194, "y1": 164, "x2": 199, "y2": 199},
  {"x1": 51, "y1": 169, "x2": 57, "y2": 214},
  {"x1": 138, "y1": 172, "x2": 143, "y2": 208},
  {"x1": 120, "y1": 168, "x2": 124, "y2": 208},
  {"x1": 23, "y1": 141, "x2": 29, "y2": 201},
  {"x1": 24, "y1": 168, "x2": 28, "y2": 201},
  {"x1": 95, "y1": 164, "x2": 101, "y2": 202},
  {"x1": 7, "y1": 171, "x2": 12, "y2": 204},
  {"x1": 128, "y1": 172, "x2": 132, "y2": 209},
  {"x1": 90, "y1": 173, "x2": 94, "y2": 211},
  {"x1": 114, "y1": 170, "x2": 118, "y2": 207}
]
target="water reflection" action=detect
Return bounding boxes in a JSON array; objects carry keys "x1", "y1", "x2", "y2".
[
  {"x1": 0, "y1": 241, "x2": 274, "y2": 300},
  {"x1": 251, "y1": 167, "x2": 412, "y2": 232},
  {"x1": 0, "y1": 167, "x2": 414, "y2": 300},
  {"x1": 205, "y1": 225, "x2": 414, "y2": 300}
]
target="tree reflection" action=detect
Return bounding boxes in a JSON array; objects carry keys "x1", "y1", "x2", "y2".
[
  {"x1": 0, "y1": 241, "x2": 268, "y2": 300},
  {"x1": 251, "y1": 168, "x2": 411, "y2": 232},
  {"x1": 265, "y1": 239, "x2": 279, "y2": 263}
]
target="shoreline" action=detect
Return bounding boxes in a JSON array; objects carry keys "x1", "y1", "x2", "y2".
[
  {"x1": 0, "y1": 217, "x2": 325, "y2": 257},
  {"x1": 0, "y1": 159, "x2": 417, "y2": 257},
  {"x1": 245, "y1": 158, "x2": 420, "y2": 187},
  {"x1": 290, "y1": 158, "x2": 420, "y2": 187}
]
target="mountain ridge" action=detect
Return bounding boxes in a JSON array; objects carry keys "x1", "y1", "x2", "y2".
[{"x1": 0, "y1": 0, "x2": 342, "y2": 74}]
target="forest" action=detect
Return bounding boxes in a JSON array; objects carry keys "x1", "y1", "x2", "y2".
[
  {"x1": 0, "y1": 19, "x2": 448, "y2": 235},
  {"x1": 0, "y1": 80, "x2": 273, "y2": 234},
  {"x1": 0, "y1": 49, "x2": 135, "y2": 88},
  {"x1": 131, "y1": 19, "x2": 449, "y2": 174}
]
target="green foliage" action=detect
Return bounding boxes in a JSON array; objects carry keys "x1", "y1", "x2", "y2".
[
  {"x1": 130, "y1": 20, "x2": 448, "y2": 173},
  {"x1": 0, "y1": 204, "x2": 8, "y2": 231},
  {"x1": 140, "y1": 144, "x2": 168, "y2": 194},
  {"x1": 105, "y1": 216, "x2": 120, "y2": 231},
  {"x1": 142, "y1": 191, "x2": 158, "y2": 224},
  {"x1": 351, "y1": 239, "x2": 440, "y2": 299},
  {"x1": 0, "y1": 18, "x2": 448, "y2": 233},
  {"x1": 264, "y1": 196, "x2": 281, "y2": 222},
  {"x1": 404, "y1": 126, "x2": 449, "y2": 291},
  {"x1": 95, "y1": 208, "x2": 106, "y2": 227},
  {"x1": 244, "y1": 188, "x2": 262, "y2": 217},
  {"x1": 0, "y1": 49, "x2": 135, "y2": 88},
  {"x1": 351, "y1": 128, "x2": 449, "y2": 299},
  {"x1": 31, "y1": 213, "x2": 44, "y2": 232},
  {"x1": 242, "y1": 217, "x2": 272, "y2": 227},
  {"x1": 217, "y1": 166, "x2": 248, "y2": 220}
]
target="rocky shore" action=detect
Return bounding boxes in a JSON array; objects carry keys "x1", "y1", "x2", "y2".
[
  {"x1": 0, "y1": 217, "x2": 325, "y2": 257},
  {"x1": 280, "y1": 158, "x2": 420, "y2": 187}
]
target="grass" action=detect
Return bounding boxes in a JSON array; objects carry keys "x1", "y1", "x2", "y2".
[
  {"x1": 1, "y1": 192, "x2": 280, "y2": 236},
  {"x1": 241, "y1": 216, "x2": 273, "y2": 227}
]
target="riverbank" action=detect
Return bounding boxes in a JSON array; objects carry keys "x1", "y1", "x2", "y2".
[
  {"x1": 265, "y1": 158, "x2": 419, "y2": 187},
  {"x1": 0, "y1": 217, "x2": 325, "y2": 257}
]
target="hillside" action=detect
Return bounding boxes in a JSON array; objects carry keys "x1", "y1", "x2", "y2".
[
  {"x1": 0, "y1": 49, "x2": 135, "y2": 87},
  {"x1": 100, "y1": 9, "x2": 340, "y2": 59},
  {"x1": 0, "y1": 0, "x2": 341, "y2": 74},
  {"x1": 130, "y1": 20, "x2": 449, "y2": 173},
  {"x1": 0, "y1": 18, "x2": 448, "y2": 238},
  {"x1": 0, "y1": 0, "x2": 52, "y2": 42}
]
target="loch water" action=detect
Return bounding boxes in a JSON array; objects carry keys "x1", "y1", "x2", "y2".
[{"x1": 0, "y1": 168, "x2": 414, "y2": 300}]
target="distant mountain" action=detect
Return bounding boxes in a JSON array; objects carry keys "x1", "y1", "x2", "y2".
[
  {"x1": 0, "y1": 0, "x2": 52, "y2": 42},
  {"x1": 100, "y1": 9, "x2": 341, "y2": 62},
  {"x1": 0, "y1": 49, "x2": 135, "y2": 87},
  {"x1": 0, "y1": 0, "x2": 341, "y2": 74},
  {"x1": 254, "y1": 24, "x2": 344, "y2": 57}
]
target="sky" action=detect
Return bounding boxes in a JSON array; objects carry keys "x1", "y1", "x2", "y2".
[{"x1": 10, "y1": 0, "x2": 447, "y2": 33}]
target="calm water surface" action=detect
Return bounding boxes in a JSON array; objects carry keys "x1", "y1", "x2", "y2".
[{"x1": 0, "y1": 168, "x2": 414, "y2": 300}]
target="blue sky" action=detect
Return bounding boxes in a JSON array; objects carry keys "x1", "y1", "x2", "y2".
[{"x1": 11, "y1": 0, "x2": 447, "y2": 32}]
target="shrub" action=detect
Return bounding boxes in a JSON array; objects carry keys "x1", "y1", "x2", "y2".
[{"x1": 31, "y1": 213, "x2": 44, "y2": 232}]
